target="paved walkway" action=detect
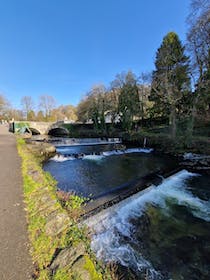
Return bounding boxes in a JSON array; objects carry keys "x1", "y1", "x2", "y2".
[{"x1": 0, "y1": 125, "x2": 33, "y2": 280}]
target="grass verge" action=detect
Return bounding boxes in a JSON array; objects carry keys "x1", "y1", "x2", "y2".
[{"x1": 17, "y1": 137, "x2": 109, "y2": 280}]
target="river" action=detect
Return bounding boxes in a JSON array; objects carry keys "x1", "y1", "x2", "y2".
[
  {"x1": 43, "y1": 143, "x2": 210, "y2": 279},
  {"x1": 44, "y1": 144, "x2": 178, "y2": 198}
]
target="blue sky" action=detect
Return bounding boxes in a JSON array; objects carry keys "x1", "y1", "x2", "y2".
[{"x1": 0, "y1": 0, "x2": 191, "y2": 108}]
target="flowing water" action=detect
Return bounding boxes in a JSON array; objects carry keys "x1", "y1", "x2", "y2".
[
  {"x1": 44, "y1": 144, "x2": 210, "y2": 279},
  {"x1": 85, "y1": 170, "x2": 210, "y2": 280},
  {"x1": 44, "y1": 145, "x2": 176, "y2": 198}
]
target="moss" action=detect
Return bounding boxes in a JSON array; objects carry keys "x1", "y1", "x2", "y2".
[
  {"x1": 84, "y1": 256, "x2": 103, "y2": 280},
  {"x1": 17, "y1": 137, "x2": 111, "y2": 280},
  {"x1": 53, "y1": 268, "x2": 72, "y2": 280},
  {"x1": 38, "y1": 269, "x2": 51, "y2": 280},
  {"x1": 17, "y1": 138, "x2": 70, "y2": 275}
]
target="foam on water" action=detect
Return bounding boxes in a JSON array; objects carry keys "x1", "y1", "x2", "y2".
[
  {"x1": 83, "y1": 154, "x2": 105, "y2": 161},
  {"x1": 85, "y1": 170, "x2": 210, "y2": 279},
  {"x1": 102, "y1": 147, "x2": 153, "y2": 156},
  {"x1": 50, "y1": 147, "x2": 154, "y2": 162},
  {"x1": 50, "y1": 154, "x2": 76, "y2": 162},
  {"x1": 183, "y1": 152, "x2": 210, "y2": 160}
]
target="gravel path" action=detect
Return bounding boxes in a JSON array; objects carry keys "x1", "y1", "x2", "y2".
[{"x1": 0, "y1": 125, "x2": 33, "y2": 280}]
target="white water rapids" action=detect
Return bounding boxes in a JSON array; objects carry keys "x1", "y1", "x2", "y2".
[
  {"x1": 50, "y1": 147, "x2": 154, "y2": 162},
  {"x1": 83, "y1": 170, "x2": 210, "y2": 279}
]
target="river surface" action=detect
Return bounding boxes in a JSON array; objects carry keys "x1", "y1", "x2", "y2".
[
  {"x1": 44, "y1": 144, "x2": 177, "y2": 198},
  {"x1": 44, "y1": 144, "x2": 210, "y2": 279}
]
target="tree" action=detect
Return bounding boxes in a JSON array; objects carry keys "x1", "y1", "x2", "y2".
[
  {"x1": 150, "y1": 32, "x2": 191, "y2": 138},
  {"x1": 118, "y1": 71, "x2": 140, "y2": 131},
  {"x1": 27, "y1": 110, "x2": 36, "y2": 121},
  {"x1": 87, "y1": 85, "x2": 107, "y2": 130},
  {"x1": 187, "y1": 0, "x2": 209, "y2": 76},
  {"x1": 77, "y1": 97, "x2": 91, "y2": 123},
  {"x1": 187, "y1": 0, "x2": 210, "y2": 119},
  {"x1": 39, "y1": 95, "x2": 56, "y2": 121},
  {"x1": 77, "y1": 84, "x2": 108, "y2": 132},
  {"x1": 106, "y1": 87, "x2": 120, "y2": 125},
  {"x1": 51, "y1": 105, "x2": 77, "y2": 122},
  {"x1": 21, "y1": 96, "x2": 34, "y2": 120},
  {"x1": 8, "y1": 109, "x2": 25, "y2": 121},
  {"x1": 36, "y1": 110, "x2": 45, "y2": 121},
  {"x1": 0, "y1": 94, "x2": 10, "y2": 120},
  {"x1": 137, "y1": 72, "x2": 152, "y2": 121}
]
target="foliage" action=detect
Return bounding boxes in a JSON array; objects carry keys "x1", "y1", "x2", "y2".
[
  {"x1": 51, "y1": 105, "x2": 77, "y2": 122},
  {"x1": 84, "y1": 256, "x2": 103, "y2": 280},
  {"x1": 77, "y1": 84, "x2": 108, "y2": 132},
  {"x1": 66, "y1": 195, "x2": 86, "y2": 210},
  {"x1": 76, "y1": 71, "x2": 152, "y2": 133},
  {"x1": 57, "y1": 191, "x2": 86, "y2": 221},
  {"x1": 150, "y1": 32, "x2": 191, "y2": 138},
  {"x1": 118, "y1": 83, "x2": 139, "y2": 131}
]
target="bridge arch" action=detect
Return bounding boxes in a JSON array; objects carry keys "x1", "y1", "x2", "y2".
[
  {"x1": 47, "y1": 127, "x2": 69, "y2": 136},
  {"x1": 29, "y1": 127, "x2": 41, "y2": 135}
]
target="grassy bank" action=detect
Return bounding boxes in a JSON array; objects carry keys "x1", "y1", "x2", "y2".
[
  {"x1": 122, "y1": 129, "x2": 210, "y2": 156},
  {"x1": 17, "y1": 137, "x2": 108, "y2": 280}
]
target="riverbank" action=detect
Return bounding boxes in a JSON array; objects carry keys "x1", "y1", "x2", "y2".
[
  {"x1": 122, "y1": 131, "x2": 210, "y2": 175},
  {"x1": 19, "y1": 134, "x2": 210, "y2": 279},
  {"x1": 122, "y1": 131, "x2": 210, "y2": 156},
  {"x1": 17, "y1": 138, "x2": 108, "y2": 280}
]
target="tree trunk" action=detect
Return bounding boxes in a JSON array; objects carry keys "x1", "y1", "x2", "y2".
[{"x1": 170, "y1": 107, "x2": 176, "y2": 139}]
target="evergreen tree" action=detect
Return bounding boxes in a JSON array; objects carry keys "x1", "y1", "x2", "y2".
[{"x1": 150, "y1": 32, "x2": 191, "y2": 138}]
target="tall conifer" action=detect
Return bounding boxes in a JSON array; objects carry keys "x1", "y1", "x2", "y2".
[{"x1": 151, "y1": 32, "x2": 191, "y2": 138}]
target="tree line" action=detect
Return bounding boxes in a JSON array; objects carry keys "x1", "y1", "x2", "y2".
[
  {"x1": 0, "y1": 94, "x2": 77, "y2": 122},
  {"x1": 0, "y1": 0, "x2": 209, "y2": 141},
  {"x1": 77, "y1": 0, "x2": 210, "y2": 140}
]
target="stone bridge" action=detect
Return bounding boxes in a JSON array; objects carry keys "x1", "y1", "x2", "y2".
[{"x1": 10, "y1": 121, "x2": 69, "y2": 135}]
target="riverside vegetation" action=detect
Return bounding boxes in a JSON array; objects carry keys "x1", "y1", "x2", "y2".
[
  {"x1": 1, "y1": 2, "x2": 209, "y2": 144},
  {"x1": 17, "y1": 137, "x2": 112, "y2": 280}
]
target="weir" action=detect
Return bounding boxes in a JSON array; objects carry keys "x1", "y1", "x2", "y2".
[
  {"x1": 82, "y1": 170, "x2": 210, "y2": 280},
  {"x1": 44, "y1": 144, "x2": 180, "y2": 214},
  {"x1": 54, "y1": 137, "x2": 122, "y2": 147},
  {"x1": 81, "y1": 166, "x2": 182, "y2": 219}
]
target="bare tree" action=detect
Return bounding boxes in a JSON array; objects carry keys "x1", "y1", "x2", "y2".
[
  {"x1": 21, "y1": 96, "x2": 34, "y2": 120},
  {"x1": 186, "y1": 0, "x2": 210, "y2": 133},
  {"x1": 39, "y1": 95, "x2": 56, "y2": 121},
  {"x1": 0, "y1": 94, "x2": 10, "y2": 119},
  {"x1": 187, "y1": 0, "x2": 210, "y2": 81}
]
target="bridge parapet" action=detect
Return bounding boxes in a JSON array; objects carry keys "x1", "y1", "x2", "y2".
[
  {"x1": 10, "y1": 121, "x2": 69, "y2": 135},
  {"x1": 10, "y1": 121, "x2": 56, "y2": 135}
]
